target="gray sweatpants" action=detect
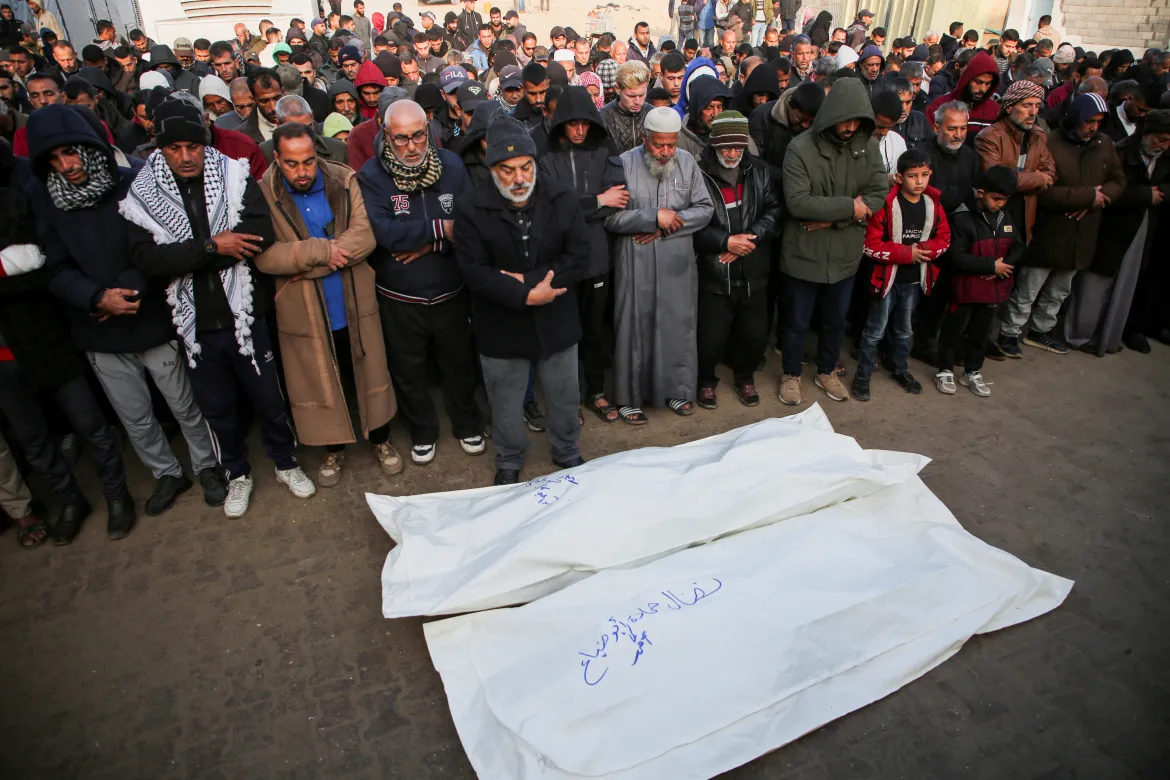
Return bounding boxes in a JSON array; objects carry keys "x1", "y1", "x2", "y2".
[
  {"x1": 481, "y1": 345, "x2": 581, "y2": 471},
  {"x1": 1000, "y1": 267, "x2": 1077, "y2": 338},
  {"x1": 88, "y1": 341, "x2": 218, "y2": 479}
]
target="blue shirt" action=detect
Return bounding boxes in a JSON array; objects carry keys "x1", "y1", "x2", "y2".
[
  {"x1": 285, "y1": 170, "x2": 346, "y2": 330},
  {"x1": 469, "y1": 42, "x2": 489, "y2": 73}
]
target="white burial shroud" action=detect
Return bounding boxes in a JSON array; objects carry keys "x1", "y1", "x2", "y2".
[
  {"x1": 423, "y1": 476, "x2": 1073, "y2": 780},
  {"x1": 368, "y1": 405, "x2": 930, "y2": 617}
]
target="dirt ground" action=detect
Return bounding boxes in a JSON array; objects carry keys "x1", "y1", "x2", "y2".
[{"x1": 1, "y1": 341, "x2": 1167, "y2": 780}]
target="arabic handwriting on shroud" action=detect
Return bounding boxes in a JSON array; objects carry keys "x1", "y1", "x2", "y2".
[{"x1": 578, "y1": 578, "x2": 723, "y2": 686}]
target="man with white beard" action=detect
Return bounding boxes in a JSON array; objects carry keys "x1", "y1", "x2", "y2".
[
  {"x1": 454, "y1": 113, "x2": 591, "y2": 486},
  {"x1": 605, "y1": 106, "x2": 714, "y2": 424}
]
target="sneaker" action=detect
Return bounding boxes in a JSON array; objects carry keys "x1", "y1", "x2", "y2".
[
  {"x1": 199, "y1": 467, "x2": 228, "y2": 507},
  {"x1": 523, "y1": 400, "x2": 545, "y2": 432},
  {"x1": 778, "y1": 374, "x2": 802, "y2": 406},
  {"x1": 815, "y1": 372, "x2": 849, "y2": 402},
  {"x1": 459, "y1": 436, "x2": 486, "y2": 455},
  {"x1": 411, "y1": 443, "x2": 436, "y2": 465},
  {"x1": 697, "y1": 386, "x2": 718, "y2": 410},
  {"x1": 959, "y1": 371, "x2": 991, "y2": 397},
  {"x1": 318, "y1": 452, "x2": 344, "y2": 487},
  {"x1": 996, "y1": 335, "x2": 1023, "y2": 359},
  {"x1": 735, "y1": 383, "x2": 759, "y2": 407},
  {"x1": 1022, "y1": 329, "x2": 1069, "y2": 355},
  {"x1": 145, "y1": 473, "x2": 192, "y2": 516},
  {"x1": 276, "y1": 466, "x2": 316, "y2": 499},
  {"x1": 1124, "y1": 332, "x2": 1151, "y2": 354},
  {"x1": 850, "y1": 375, "x2": 871, "y2": 401},
  {"x1": 891, "y1": 371, "x2": 922, "y2": 394},
  {"x1": 374, "y1": 442, "x2": 404, "y2": 475},
  {"x1": 934, "y1": 370, "x2": 957, "y2": 394},
  {"x1": 224, "y1": 475, "x2": 253, "y2": 519}
]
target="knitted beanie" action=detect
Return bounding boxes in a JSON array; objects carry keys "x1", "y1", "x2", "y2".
[
  {"x1": 153, "y1": 97, "x2": 207, "y2": 147},
  {"x1": 485, "y1": 113, "x2": 537, "y2": 165},
  {"x1": 709, "y1": 110, "x2": 749, "y2": 147}
]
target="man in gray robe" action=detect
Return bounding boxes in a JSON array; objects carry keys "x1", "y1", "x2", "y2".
[{"x1": 605, "y1": 106, "x2": 714, "y2": 423}]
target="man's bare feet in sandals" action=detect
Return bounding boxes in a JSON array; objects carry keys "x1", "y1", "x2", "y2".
[
  {"x1": 587, "y1": 392, "x2": 620, "y2": 423},
  {"x1": 16, "y1": 513, "x2": 49, "y2": 549}
]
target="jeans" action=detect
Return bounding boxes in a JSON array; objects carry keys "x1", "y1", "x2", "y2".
[
  {"x1": 701, "y1": 26, "x2": 715, "y2": 47},
  {"x1": 751, "y1": 21, "x2": 767, "y2": 46},
  {"x1": 1000, "y1": 266, "x2": 1076, "y2": 338},
  {"x1": 779, "y1": 273, "x2": 855, "y2": 376},
  {"x1": 857, "y1": 283, "x2": 921, "y2": 377},
  {"x1": 481, "y1": 345, "x2": 581, "y2": 471}
]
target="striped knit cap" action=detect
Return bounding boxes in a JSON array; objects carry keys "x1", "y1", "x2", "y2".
[{"x1": 709, "y1": 110, "x2": 750, "y2": 147}]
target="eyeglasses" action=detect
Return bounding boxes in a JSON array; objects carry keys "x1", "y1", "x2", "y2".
[{"x1": 391, "y1": 130, "x2": 428, "y2": 148}]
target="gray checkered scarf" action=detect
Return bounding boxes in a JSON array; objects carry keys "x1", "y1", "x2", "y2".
[{"x1": 46, "y1": 146, "x2": 116, "y2": 211}]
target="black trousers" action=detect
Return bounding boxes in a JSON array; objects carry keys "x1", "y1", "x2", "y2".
[
  {"x1": 914, "y1": 267, "x2": 952, "y2": 356},
  {"x1": 938, "y1": 303, "x2": 997, "y2": 373},
  {"x1": 578, "y1": 275, "x2": 612, "y2": 397},
  {"x1": 325, "y1": 326, "x2": 390, "y2": 453},
  {"x1": 185, "y1": 320, "x2": 298, "y2": 480},
  {"x1": 698, "y1": 287, "x2": 769, "y2": 388},
  {"x1": 0, "y1": 362, "x2": 126, "y2": 503},
  {"x1": 378, "y1": 293, "x2": 480, "y2": 446}
]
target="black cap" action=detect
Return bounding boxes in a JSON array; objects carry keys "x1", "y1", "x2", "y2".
[
  {"x1": 456, "y1": 80, "x2": 487, "y2": 111},
  {"x1": 153, "y1": 97, "x2": 207, "y2": 147}
]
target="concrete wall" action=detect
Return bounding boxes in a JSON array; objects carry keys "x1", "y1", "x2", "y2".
[{"x1": 1058, "y1": 0, "x2": 1170, "y2": 52}]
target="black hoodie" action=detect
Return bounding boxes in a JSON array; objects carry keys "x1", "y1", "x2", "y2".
[
  {"x1": 537, "y1": 86, "x2": 625, "y2": 278},
  {"x1": 679, "y1": 76, "x2": 731, "y2": 159},
  {"x1": 732, "y1": 61, "x2": 781, "y2": 115},
  {"x1": 454, "y1": 101, "x2": 503, "y2": 185}
]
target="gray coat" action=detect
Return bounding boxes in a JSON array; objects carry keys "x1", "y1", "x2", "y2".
[{"x1": 605, "y1": 147, "x2": 714, "y2": 408}]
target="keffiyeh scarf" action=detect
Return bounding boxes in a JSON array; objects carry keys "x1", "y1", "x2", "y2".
[
  {"x1": 380, "y1": 140, "x2": 442, "y2": 193},
  {"x1": 46, "y1": 146, "x2": 116, "y2": 211},
  {"x1": 118, "y1": 146, "x2": 259, "y2": 373}
]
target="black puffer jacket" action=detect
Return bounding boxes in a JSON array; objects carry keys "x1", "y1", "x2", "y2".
[
  {"x1": 537, "y1": 86, "x2": 625, "y2": 279},
  {"x1": 895, "y1": 110, "x2": 931, "y2": 149},
  {"x1": 694, "y1": 149, "x2": 783, "y2": 295}
]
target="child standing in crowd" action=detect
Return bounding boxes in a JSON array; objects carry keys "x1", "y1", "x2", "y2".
[
  {"x1": 854, "y1": 148, "x2": 950, "y2": 401},
  {"x1": 935, "y1": 166, "x2": 1025, "y2": 397}
]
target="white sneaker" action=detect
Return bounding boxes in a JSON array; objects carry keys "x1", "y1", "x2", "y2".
[
  {"x1": 959, "y1": 371, "x2": 991, "y2": 397},
  {"x1": 411, "y1": 443, "x2": 436, "y2": 464},
  {"x1": 934, "y1": 370, "x2": 956, "y2": 395},
  {"x1": 276, "y1": 466, "x2": 316, "y2": 499},
  {"x1": 224, "y1": 474, "x2": 253, "y2": 518},
  {"x1": 459, "y1": 435, "x2": 486, "y2": 455}
]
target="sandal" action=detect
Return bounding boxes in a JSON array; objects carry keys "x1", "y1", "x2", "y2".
[
  {"x1": 587, "y1": 392, "x2": 620, "y2": 423},
  {"x1": 618, "y1": 406, "x2": 648, "y2": 425},
  {"x1": 16, "y1": 516, "x2": 49, "y2": 550},
  {"x1": 667, "y1": 398, "x2": 695, "y2": 416}
]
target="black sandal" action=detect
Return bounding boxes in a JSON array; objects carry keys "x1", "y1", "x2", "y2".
[
  {"x1": 16, "y1": 518, "x2": 50, "y2": 549},
  {"x1": 587, "y1": 392, "x2": 620, "y2": 423},
  {"x1": 618, "y1": 406, "x2": 648, "y2": 425},
  {"x1": 667, "y1": 398, "x2": 695, "y2": 416}
]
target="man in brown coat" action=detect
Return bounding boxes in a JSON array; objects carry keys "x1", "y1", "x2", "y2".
[
  {"x1": 254, "y1": 122, "x2": 403, "y2": 487},
  {"x1": 974, "y1": 80, "x2": 1058, "y2": 358}
]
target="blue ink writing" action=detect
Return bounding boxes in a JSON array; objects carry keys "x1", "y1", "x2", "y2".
[{"x1": 527, "y1": 474, "x2": 580, "y2": 506}]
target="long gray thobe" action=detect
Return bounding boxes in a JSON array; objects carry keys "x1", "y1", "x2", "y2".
[{"x1": 605, "y1": 147, "x2": 714, "y2": 409}]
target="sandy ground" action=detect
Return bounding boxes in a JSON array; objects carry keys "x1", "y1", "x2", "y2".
[{"x1": 0, "y1": 338, "x2": 1167, "y2": 778}]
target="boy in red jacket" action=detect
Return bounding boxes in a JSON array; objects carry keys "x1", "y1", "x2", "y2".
[
  {"x1": 854, "y1": 148, "x2": 950, "y2": 401},
  {"x1": 935, "y1": 165, "x2": 1026, "y2": 397}
]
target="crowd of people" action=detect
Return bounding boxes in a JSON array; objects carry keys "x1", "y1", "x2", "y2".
[{"x1": 0, "y1": 2, "x2": 1167, "y2": 549}]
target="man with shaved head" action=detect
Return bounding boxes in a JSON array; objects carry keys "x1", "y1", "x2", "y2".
[{"x1": 357, "y1": 100, "x2": 484, "y2": 467}]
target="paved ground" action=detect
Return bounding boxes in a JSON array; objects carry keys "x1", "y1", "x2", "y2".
[{"x1": 1, "y1": 342, "x2": 1168, "y2": 780}]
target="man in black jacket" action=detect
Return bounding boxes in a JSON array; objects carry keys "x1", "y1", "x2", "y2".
[
  {"x1": 538, "y1": 86, "x2": 628, "y2": 424},
  {"x1": 694, "y1": 111, "x2": 781, "y2": 409},
  {"x1": 915, "y1": 99, "x2": 981, "y2": 362},
  {"x1": 749, "y1": 80, "x2": 823, "y2": 173},
  {"x1": 456, "y1": 0, "x2": 483, "y2": 52},
  {"x1": 28, "y1": 104, "x2": 227, "y2": 518},
  {"x1": 455, "y1": 113, "x2": 591, "y2": 485},
  {"x1": 891, "y1": 77, "x2": 931, "y2": 149},
  {"x1": 124, "y1": 97, "x2": 313, "y2": 519},
  {"x1": 357, "y1": 99, "x2": 484, "y2": 466}
]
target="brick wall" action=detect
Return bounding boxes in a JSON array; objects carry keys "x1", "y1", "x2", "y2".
[{"x1": 1059, "y1": 0, "x2": 1170, "y2": 51}]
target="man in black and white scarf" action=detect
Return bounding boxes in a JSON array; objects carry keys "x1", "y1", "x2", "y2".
[{"x1": 123, "y1": 95, "x2": 318, "y2": 519}]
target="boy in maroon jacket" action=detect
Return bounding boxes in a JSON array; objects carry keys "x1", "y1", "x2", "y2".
[
  {"x1": 935, "y1": 165, "x2": 1026, "y2": 397},
  {"x1": 855, "y1": 148, "x2": 951, "y2": 401}
]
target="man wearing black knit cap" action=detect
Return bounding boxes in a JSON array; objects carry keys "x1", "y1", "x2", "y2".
[
  {"x1": 454, "y1": 113, "x2": 591, "y2": 485},
  {"x1": 123, "y1": 96, "x2": 313, "y2": 519}
]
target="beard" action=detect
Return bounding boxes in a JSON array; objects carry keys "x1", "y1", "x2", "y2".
[
  {"x1": 646, "y1": 153, "x2": 677, "y2": 180},
  {"x1": 1140, "y1": 136, "x2": 1165, "y2": 158},
  {"x1": 491, "y1": 168, "x2": 537, "y2": 204},
  {"x1": 715, "y1": 149, "x2": 741, "y2": 169}
]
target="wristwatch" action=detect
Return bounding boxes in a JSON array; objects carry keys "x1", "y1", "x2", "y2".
[{"x1": 203, "y1": 238, "x2": 218, "y2": 255}]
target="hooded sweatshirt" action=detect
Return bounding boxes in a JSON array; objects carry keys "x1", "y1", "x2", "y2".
[
  {"x1": 537, "y1": 86, "x2": 624, "y2": 278},
  {"x1": 926, "y1": 50, "x2": 1000, "y2": 145},
  {"x1": 732, "y1": 60, "x2": 782, "y2": 115},
  {"x1": 327, "y1": 78, "x2": 363, "y2": 125},
  {"x1": 674, "y1": 56, "x2": 719, "y2": 119},
  {"x1": 354, "y1": 61, "x2": 387, "y2": 120},
  {"x1": 148, "y1": 45, "x2": 201, "y2": 92},
  {"x1": 678, "y1": 75, "x2": 732, "y2": 159},
  {"x1": 454, "y1": 101, "x2": 502, "y2": 184},
  {"x1": 856, "y1": 45, "x2": 885, "y2": 96},
  {"x1": 780, "y1": 78, "x2": 888, "y2": 283}
]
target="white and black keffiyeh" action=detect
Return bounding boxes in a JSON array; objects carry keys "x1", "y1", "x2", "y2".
[
  {"x1": 46, "y1": 146, "x2": 116, "y2": 211},
  {"x1": 118, "y1": 146, "x2": 259, "y2": 372}
]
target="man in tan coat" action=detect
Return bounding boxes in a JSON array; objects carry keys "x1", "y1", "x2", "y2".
[{"x1": 255, "y1": 122, "x2": 402, "y2": 487}]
